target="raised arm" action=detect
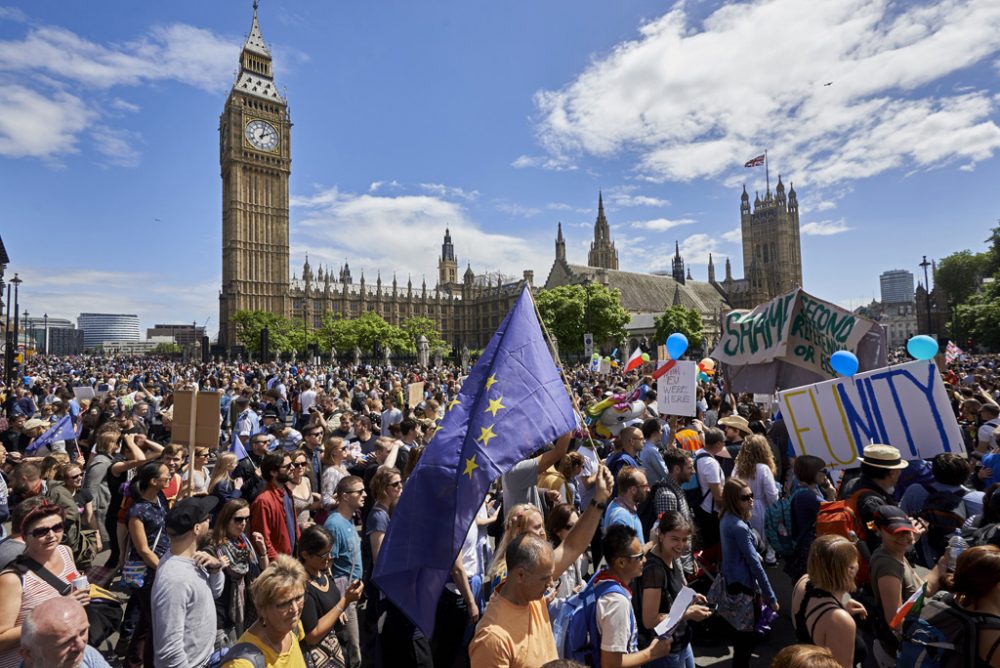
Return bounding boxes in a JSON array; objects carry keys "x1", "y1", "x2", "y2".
[{"x1": 553, "y1": 464, "x2": 612, "y2": 578}]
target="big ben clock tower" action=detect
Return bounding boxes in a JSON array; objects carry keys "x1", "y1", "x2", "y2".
[{"x1": 219, "y1": 1, "x2": 291, "y2": 349}]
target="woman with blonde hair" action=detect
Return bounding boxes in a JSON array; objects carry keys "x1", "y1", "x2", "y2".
[
  {"x1": 181, "y1": 446, "x2": 211, "y2": 496},
  {"x1": 790, "y1": 535, "x2": 868, "y2": 668},
  {"x1": 320, "y1": 437, "x2": 350, "y2": 510},
  {"x1": 733, "y1": 434, "x2": 780, "y2": 565},
  {"x1": 208, "y1": 452, "x2": 242, "y2": 505},
  {"x1": 486, "y1": 503, "x2": 545, "y2": 587},
  {"x1": 39, "y1": 453, "x2": 70, "y2": 481},
  {"x1": 222, "y1": 555, "x2": 309, "y2": 667},
  {"x1": 771, "y1": 645, "x2": 841, "y2": 668}
]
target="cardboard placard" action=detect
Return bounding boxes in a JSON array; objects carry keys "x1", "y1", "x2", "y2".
[
  {"x1": 172, "y1": 389, "x2": 221, "y2": 448},
  {"x1": 72, "y1": 387, "x2": 96, "y2": 401},
  {"x1": 407, "y1": 382, "x2": 425, "y2": 408},
  {"x1": 777, "y1": 360, "x2": 964, "y2": 469},
  {"x1": 655, "y1": 361, "x2": 697, "y2": 417}
]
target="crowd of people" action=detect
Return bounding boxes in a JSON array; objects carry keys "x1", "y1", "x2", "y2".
[{"x1": 0, "y1": 351, "x2": 998, "y2": 667}]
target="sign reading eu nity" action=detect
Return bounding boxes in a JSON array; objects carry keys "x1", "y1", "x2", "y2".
[{"x1": 777, "y1": 360, "x2": 963, "y2": 469}]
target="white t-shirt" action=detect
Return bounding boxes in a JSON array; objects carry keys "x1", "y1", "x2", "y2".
[
  {"x1": 596, "y1": 590, "x2": 637, "y2": 653},
  {"x1": 299, "y1": 389, "x2": 317, "y2": 416},
  {"x1": 576, "y1": 444, "x2": 601, "y2": 508},
  {"x1": 697, "y1": 452, "x2": 724, "y2": 514},
  {"x1": 978, "y1": 419, "x2": 1000, "y2": 450}
]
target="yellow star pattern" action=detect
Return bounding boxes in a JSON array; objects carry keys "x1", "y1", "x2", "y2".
[
  {"x1": 485, "y1": 373, "x2": 498, "y2": 390},
  {"x1": 484, "y1": 396, "x2": 506, "y2": 417},
  {"x1": 463, "y1": 455, "x2": 479, "y2": 479},
  {"x1": 447, "y1": 397, "x2": 460, "y2": 411},
  {"x1": 477, "y1": 424, "x2": 497, "y2": 447}
]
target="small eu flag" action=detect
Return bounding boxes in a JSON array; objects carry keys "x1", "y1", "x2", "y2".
[
  {"x1": 372, "y1": 287, "x2": 577, "y2": 636},
  {"x1": 26, "y1": 415, "x2": 78, "y2": 454}
]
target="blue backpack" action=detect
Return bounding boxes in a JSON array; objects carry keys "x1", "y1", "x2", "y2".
[
  {"x1": 206, "y1": 642, "x2": 266, "y2": 668},
  {"x1": 552, "y1": 574, "x2": 634, "y2": 666},
  {"x1": 764, "y1": 486, "x2": 808, "y2": 558},
  {"x1": 897, "y1": 592, "x2": 1000, "y2": 668}
]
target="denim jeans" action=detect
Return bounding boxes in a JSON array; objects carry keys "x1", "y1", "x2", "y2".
[{"x1": 646, "y1": 644, "x2": 695, "y2": 668}]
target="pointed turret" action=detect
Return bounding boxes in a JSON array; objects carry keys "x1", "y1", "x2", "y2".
[
  {"x1": 775, "y1": 175, "x2": 786, "y2": 205},
  {"x1": 464, "y1": 263, "x2": 475, "y2": 284},
  {"x1": 233, "y1": 1, "x2": 283, "y2": 102},
  {"x1": 787, "y1": 182, "x2": 798, "y2": 212},
  {"x1": 671, "y1": 240, "x2": 686, "y2": 285},
  {"x1": 672, "y1": 284, "x2": 683, "y2": 306},
  {"x1": 555, "y1": 222, "x2": 566, "y2": 262},
  {"x1": 686, "y1": 267, "x2": 693, "y2": 281},
  {"x1": 708, "y1": 253, "x2": 716, "y2": 284},
  {"x1": 725, "y1": 257, "x2": 733, "y2": 282},
  {"x1": 588, "y1": 191, "x2": 619, "y2": 269},
  {"x1": 302, "y1": 254, "x2": 313, "y2": 286}
]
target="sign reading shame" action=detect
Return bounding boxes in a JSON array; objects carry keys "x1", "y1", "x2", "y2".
[
  {"x1": 713, "y1": 288, "x2": 877, "y2": 381},
  {"x1": 777, "y1": 360, "x2": 963, "y2": 469}
]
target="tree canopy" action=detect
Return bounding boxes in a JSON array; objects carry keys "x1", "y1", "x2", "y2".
[
  {"x1": 536, "y1": 283, "x2": 630, "y2": 353},
  {"x1": 653, "y1": 305, "x2": 704, "y2": 350},
  {"x1": 939, "y1": 223, "x2": 1000, "y2": 351}
]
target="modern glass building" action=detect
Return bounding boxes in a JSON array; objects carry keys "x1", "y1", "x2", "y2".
[
  {"x1": 879, "y1": 269, "x2": 915, "y2": 304},
  {"x1": 77, "y1": 313, "x2": 140, "y2": 349}
]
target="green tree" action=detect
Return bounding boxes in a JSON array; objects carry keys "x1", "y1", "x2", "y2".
[
  {"x1": 935, "y1": 250, "x2": 989, "y2": 305},
  {"x1": 232, "y1": 310, "x2": 293, "y2": 354},
  {"x1": 151, "y1": 342, "x2": 182, "y2": 355},
  {"x1": 536, "y1": 283, "x2": 629, "y2": 353},
  {"x1": 317, "y1": 311, "x2": 410, "y2": 354},
  {"x1": 654, "y1": 305, "x2": 704, "y2": 350},
  {"x1": 401, "y1": 316, "x2": 447, "y2": 352}
]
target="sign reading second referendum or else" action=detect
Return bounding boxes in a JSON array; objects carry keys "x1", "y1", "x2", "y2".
[{"x1": 777, "y1": 360, "x2": 964, "y2": 468}]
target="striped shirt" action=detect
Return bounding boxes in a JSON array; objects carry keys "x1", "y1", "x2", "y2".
[{"x1": 0, "y1": 545, "x2": 80, "y2": 668}]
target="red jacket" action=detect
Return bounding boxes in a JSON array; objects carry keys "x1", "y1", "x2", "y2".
[{"x1": 250, "y1": 482, "x2": 299, "y2": 559}]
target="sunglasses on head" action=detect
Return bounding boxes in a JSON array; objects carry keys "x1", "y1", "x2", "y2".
[{"x1": 30, "y1": 522, "x2": 66, "y2": 539}]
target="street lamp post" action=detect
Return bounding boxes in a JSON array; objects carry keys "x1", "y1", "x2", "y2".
[
  {"x1": 919, "y1": 255, "x2": 932, "y2": 336},
  {"x1": 23, "y1": 310, "x2": 29, "y2": 353},
  {"x1": 43, "y1": 313, "x2": 48, "y2": 355},
  {"x1": 8, "y1": 274, "x2": 21, "y2": 386}
]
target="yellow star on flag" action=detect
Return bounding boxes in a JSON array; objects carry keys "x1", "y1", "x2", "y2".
[
  {"x1": 463, "y1": 455, "x2": 479, "y2": 479},
  {"x1": 447, "y1": 397, "x2": 460, "y2": 411},
  {"x1": 477, "y1": 424, "x2": 497, "y2": 447},
  {"x1": 485, "y1": 373, "x2": 498, "y2": 390},
  {"x1": 484, "y1": 396, "x2": 505, "y2": 417}
]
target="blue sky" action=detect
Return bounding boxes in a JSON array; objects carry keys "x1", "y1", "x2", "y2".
[{"x1": 3, "y1": 0, "x2": 1000, "y2": 336}]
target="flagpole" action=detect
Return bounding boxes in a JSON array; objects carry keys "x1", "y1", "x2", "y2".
[{"x1": 765, "y1": 149, "x2": 770, "y2": 196}]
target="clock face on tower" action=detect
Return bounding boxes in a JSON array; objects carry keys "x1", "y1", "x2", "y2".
[{"x1": 245, "y1": 119, "x2": 279, "y2": 151}]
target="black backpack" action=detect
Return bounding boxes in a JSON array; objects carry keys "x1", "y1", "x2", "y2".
[
  {"x1": 916, "y1": 484, "x2": 968, "y2": 566},
  {"x1": 898, "y1": 592, "x2": 1000, "y2": 668},
  {"x1": 637, "y1": 481, "x2": 669, "y2": 540}
]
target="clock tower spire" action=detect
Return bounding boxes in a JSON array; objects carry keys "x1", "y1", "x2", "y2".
[{"x1": 218, "y1": 1, "x2": 292, "y2": 349}]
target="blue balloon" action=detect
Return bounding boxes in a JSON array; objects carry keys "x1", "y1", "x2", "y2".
[
  {"x1": 907, "y1": 335, "x2": 939, "y2": 361},
  {"x1": 666, "y1": 333, "x2": 688, "y2": 360},
  {"x1": 830, "y1": 350, "x2": 859, "y2": 377}
]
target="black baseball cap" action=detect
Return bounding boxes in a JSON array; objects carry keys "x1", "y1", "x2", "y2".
[
  {"x1": 872, "y1": 505, "x2": 916, "y2": 534},
  {"x1": 165, "y1": 496, "x2": 219, "y2": 536}
]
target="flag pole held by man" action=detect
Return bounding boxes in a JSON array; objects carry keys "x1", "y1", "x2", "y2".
[{"x1": 373, "y1": 287, "x2": 578, "y2": 636}]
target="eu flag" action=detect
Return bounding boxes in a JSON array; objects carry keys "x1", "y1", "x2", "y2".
[
  {"x1": 372, "y1": 287, "x2": 577, "y2": 636},
  {"x1": 26, "y1": 415, "x2": 78, "y2": 454}
]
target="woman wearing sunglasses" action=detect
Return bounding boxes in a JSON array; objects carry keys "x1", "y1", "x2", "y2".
[
  {"x1": 296, "y1": 525, "x2": 363, "y2": 667},
  {"x1": 287, "y1": 450, "x2": 320, "y2": 529},
  {"x1": 0, "y1": 502, "x2": 88, "y2": 668},
  {"x1": 59, "y1": 463, "x2": 102, "y2": 554},
  {"x1": 210, "y1": 499, "x2": 269, "y2": 649},
  {"x1": 714, "y1": 478, "x2": 779, "y2": 668}
]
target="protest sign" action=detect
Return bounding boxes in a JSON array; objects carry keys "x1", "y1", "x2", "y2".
[
  {"x1": 711, "y1": 288, "x2": 886, "y2": 393},
  {"x1": 407, "y1": 381, "x2": 425, "y2": 407},
  {"x1": 655, "y1": 361, "x2": 697, "y2": 417},
  {"x1": 777, "y1": 360, "x2": 963, "y2": 469},
  {"x1": 72, "y1": 386, "x2": 96, "y2": 401},
  {"x1": 171, "y1": 389, "x2": 222, "y2": 448}
]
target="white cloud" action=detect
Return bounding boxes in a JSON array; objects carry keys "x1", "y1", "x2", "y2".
[
  {"x1": 511, "y1": 154, "x2": 577, "y2": 171},
  {"x1": 629, "y1": 217, "x2": 694, "y2": 231},
  {"x1": 0, "y1": 85, "x2": 92, "y2": 158},
  {"x1": 721, "y1": 227, "x2": 742, "y2": 243},
  {"x1": 419, "y1": 183, "x2": 479, "y2": 201},
  {"x1": 678, "y1": 234, "x2": 721, "y2": 265},
  {"x1": 496, "y1": 202, "x2": 541, "y2": 217},
  {"x1": 15, "y1": 267, "x2": 218, "y2": 331},
  {"x1": 290, "y1": 187, "x2": 553, "y2": 283},
  {"x1": 90, "y1": 125, "x2": 142, "y2": 167},
  {"x1": 531, "y1": 0, "x2": 1000, "y2": 186},
  {"x1": 605, "y1": 185, "x2": 670, "y2": 207},
  {"x1": 546, "y1": 202, "x2": 574, "y2": 211},
  {"x1": 800, "y1": 219, "x2": 852, "y2": 235}
]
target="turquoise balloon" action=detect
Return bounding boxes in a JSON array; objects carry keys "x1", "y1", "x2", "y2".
[
  {"x1": 907, "y1": 335, "x2": 938, "y2": 361},
  {"x1": 666, "y1": 333, "x2": 688, "y2": 360},
  {"x1": 830, "y1": 350, "x2": 859, "y2": 376},
  {"x1": 697, "y1": 371, "x2": 709, "y2": 382}
]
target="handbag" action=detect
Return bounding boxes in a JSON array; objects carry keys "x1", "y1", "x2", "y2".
[
  {"x1": 121, "y1": 524, "x2": 163, "y2": 590},
  {"x1": 73, "y1": 529, "x2": 100, "y2": 571},
  {"x1": 707, "y1": 575, "x2": 758, "y2": 633}
]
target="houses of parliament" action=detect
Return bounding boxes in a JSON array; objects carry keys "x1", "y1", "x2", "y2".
[{"x1": 218, "y1": 6, "x2": 803, "y2": 351}]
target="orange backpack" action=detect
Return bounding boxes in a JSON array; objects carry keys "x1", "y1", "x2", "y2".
[{"x1": 816, "y1": 489, "x2": 871, "y2": 584}]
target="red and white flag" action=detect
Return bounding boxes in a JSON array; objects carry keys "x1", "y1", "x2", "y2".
[
  {"x1": 744, "y1": 154, "x2": 765, "y2": 168},
  {"x1": 623, "y1": 348, "x2": 644, "y2": 373},
  {"x1": 945, "y1": 341, "x2": 964, "y2": 364}
]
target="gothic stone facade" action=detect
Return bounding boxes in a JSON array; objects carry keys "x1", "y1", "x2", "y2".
[{"x1": 218, "y1": 8, "x2": 531, "y2": 352}]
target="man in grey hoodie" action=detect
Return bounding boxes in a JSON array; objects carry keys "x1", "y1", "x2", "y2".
[{"x1": 150, "y1": 496, "x2": 228, "y2": 668}]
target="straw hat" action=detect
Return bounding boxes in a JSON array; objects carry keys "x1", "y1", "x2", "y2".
[{"x1": 860, "y1": 444, "x2": 909, "y2": 470}]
